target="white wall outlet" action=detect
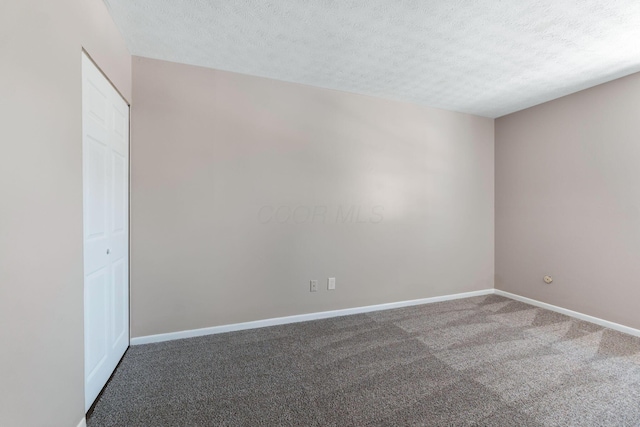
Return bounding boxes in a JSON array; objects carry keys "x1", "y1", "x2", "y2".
[
  {"x1": 310, "y1": 280, "x2": 318, "y2": 292},
  {"x1": 327, "y1": 277, "x2": 336, "y2": 290}
]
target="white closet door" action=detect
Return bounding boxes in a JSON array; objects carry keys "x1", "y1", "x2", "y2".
[{"x1": 82, "y1": 52, "x2": 129, "y2": 411}]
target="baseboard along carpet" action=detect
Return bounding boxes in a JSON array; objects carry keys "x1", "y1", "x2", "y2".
[{"x1": 88, "y1": 294, "x2": 640, "y2": 426}]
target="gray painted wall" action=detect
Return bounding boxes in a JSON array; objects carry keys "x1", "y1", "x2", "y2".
[
  {"x1": 130, "y1": 57, "x2": 495, "y2": 338},
  {"x1": 0, "y1": 1, "x2": 131, "y2": 426},
  {"x1": 496, "y1": 71, "x2": 640, "y2": 329}
]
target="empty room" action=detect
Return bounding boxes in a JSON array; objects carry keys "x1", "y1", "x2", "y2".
[{"x1": 3, "y1": 0, "x2": 640, "y2": 426}]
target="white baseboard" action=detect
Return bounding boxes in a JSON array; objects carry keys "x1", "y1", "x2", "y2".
[
  {"x1": 130, "y1": 288, "x2": 640, "y2": 345},
  {"x1": 77, "y1": 417, "x2": 87, "y2": 427},
  {"x1": 495, "y1": 289, "x2": 640, "y2": 338},
  {"x1": 131, "y1": 288, "x2": 494, "y2": 345}
]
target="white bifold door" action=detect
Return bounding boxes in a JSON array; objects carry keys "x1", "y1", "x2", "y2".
[{"x1": 82, "y1": 52, "x2": 130, "y2": 411}]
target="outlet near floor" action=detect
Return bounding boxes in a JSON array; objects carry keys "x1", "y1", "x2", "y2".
[{"x1": 310, "y1": 280, "x2": 318, "y2": 292}]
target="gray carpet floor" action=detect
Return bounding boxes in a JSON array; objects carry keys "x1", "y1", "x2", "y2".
[{"x1": 88, "y1": 294, "x2": 640, "y2": 426}]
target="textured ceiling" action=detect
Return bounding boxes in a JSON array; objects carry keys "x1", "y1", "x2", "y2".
[{"x1": 103, "y1": 0, "x2": 640, "y2": 117}]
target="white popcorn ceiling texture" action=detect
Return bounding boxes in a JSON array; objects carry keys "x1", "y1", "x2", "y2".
[{"x1": 104, "y1": 0, "x2": 640, "y2": 117}]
